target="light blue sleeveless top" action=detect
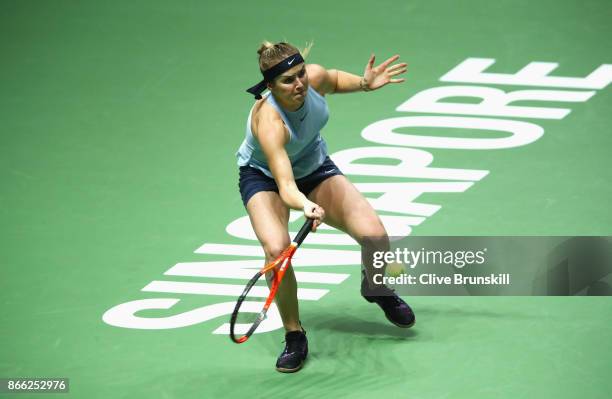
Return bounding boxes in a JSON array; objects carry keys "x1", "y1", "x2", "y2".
[{"x1": 236, "y1": 85, "x2": 329, "y2": 179}]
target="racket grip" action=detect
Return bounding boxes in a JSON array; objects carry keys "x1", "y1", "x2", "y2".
[{"x1": 294, "y1": 218, "x2": 314, "y2": 246}]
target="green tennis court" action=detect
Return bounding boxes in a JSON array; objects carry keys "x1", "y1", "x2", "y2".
[{"x1": 2, "y1": 0, "x2": 611, "y2": 397}]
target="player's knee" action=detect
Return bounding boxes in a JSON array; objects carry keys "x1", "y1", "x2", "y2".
[
  {"x1": 356, "y1": 225, "x2": 389, "y2": 249},
  {"x1": 263, "y1": 240, "x2": 291, "y2": 261}
]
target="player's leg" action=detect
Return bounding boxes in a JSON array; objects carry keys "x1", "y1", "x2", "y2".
[
  {"x1": 308, "y1": 174, "x2": 415, "y2": 327},
  {"x1": 246, "y1": 191, "x2": 308, "y2": 372},
  {"x1": 307, "y1": 174, "x2": 388, "y2": 263},
  {"x1": 246, "y1": 190, "x2": 301, "y2": 333},
  {"x1": 240, "y1": 166, "x2": 308, "y2": 372}
]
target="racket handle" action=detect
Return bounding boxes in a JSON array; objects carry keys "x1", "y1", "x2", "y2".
[{"x1": 294, "y1": 218, "x2": 314, "y2": 246}]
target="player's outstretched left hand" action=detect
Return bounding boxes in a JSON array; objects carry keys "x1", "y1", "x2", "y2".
[{"x1": 362, "y1": 54, "x2": 408, "y2": 91}]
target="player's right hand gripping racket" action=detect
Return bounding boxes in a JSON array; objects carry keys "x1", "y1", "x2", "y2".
[{"x1": 229, "y1": 218, "x2": 314, "y2": 344}]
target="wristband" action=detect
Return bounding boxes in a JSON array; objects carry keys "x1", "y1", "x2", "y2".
[{"x1": 360, "y1": 77, "x2": 372, "y2": 92}]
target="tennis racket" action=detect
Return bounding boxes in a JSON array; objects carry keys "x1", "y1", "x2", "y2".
[{"x1": 229, "y1": 218, "x2": 314, "y2": 344}]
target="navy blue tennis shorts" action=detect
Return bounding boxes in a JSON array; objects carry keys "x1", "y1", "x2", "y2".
[{"x1": 238, "y1": 156, "x2": 343, "y2": 207}]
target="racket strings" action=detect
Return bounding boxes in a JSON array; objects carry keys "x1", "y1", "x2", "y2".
[{"x1": 230, "y1": 238, "x2": 303, "y2": 344}]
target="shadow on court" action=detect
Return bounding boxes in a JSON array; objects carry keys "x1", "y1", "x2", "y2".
[
  {"x1": 413, "y1": 303, "x2": 544, "y2": 320},
  {"x1": 311, "y1": 312, "x2": 418, "y2": 340},
  {"x1": 171, "y1": 367, "x2": 411, "y2": 398}
]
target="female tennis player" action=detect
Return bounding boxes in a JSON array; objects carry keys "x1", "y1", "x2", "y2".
[{"x1": 237, "y1": 41, "x2": 415, "y2": 373}]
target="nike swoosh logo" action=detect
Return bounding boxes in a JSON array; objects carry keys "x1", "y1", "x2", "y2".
[
  {"x1": 300, "y1": 112, "x2": 308, "y2": 122},
  {"x1": 288, "y1": 58, "x2": 295, "y2": 65}
]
